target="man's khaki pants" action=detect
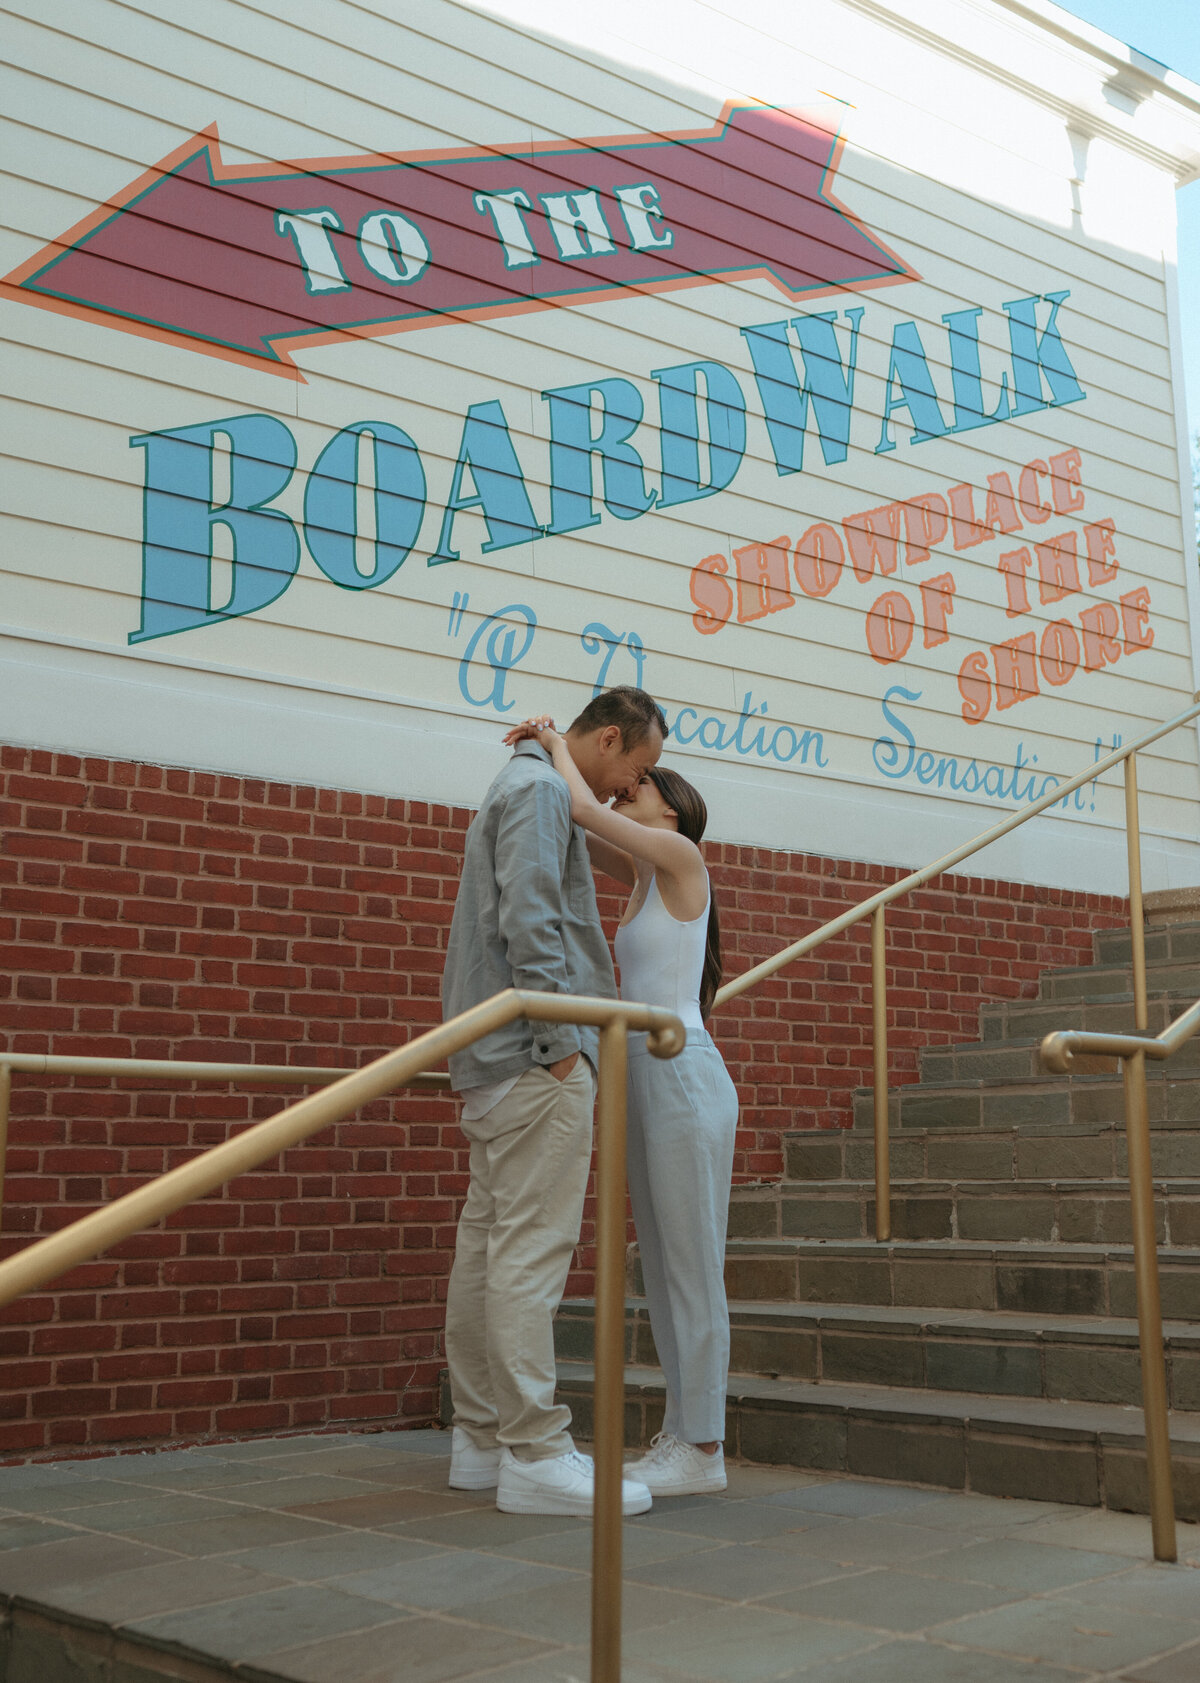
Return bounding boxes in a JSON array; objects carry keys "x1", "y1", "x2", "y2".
[{"x1": 445, "y1": 1060, "x2": 593, "y2": 1462}]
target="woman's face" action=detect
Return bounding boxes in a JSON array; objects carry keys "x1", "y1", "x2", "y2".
[{"x1": 612, "y1": 775, "x2": 677, "y2": 828}]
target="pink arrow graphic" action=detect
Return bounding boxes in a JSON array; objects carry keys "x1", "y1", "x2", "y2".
[{"x1": 2, "y1": 103, "x2": 917, "y2": 380}]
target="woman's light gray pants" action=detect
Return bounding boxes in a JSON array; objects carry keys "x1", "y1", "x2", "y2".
[{"x1": 626, "y1": 1029, "x2": 739, "y2": 1446}]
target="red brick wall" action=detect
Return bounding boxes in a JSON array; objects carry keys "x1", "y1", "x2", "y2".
[{"x1": 0, "y1": 746, "x2": 1126, "y2": 1458}]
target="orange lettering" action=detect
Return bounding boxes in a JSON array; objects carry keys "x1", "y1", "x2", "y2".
[
  {"x1": 734, "y1": 536, "x2": 794, "y2": 623},
  {"x1": 901, "y1": 493, "x2": 949, "y2": 565},
  {"x1": 1084, "y1": 518, "x2": 1117, "y2": 585},
  {"x1": 865, "y1": 591, "x2": 915, "y2": 664},
  {"x1": 992, "y1": 632, "x2": 1040, "y2": 709},
  {"x1": 794, "y1": 522, "x2": 844, "y2": 598},
  {"x1": 844, "y1": 504, "x2": 904, "y2": 582},
  {"x1": 1049, "y1": 447, "x2": 1084, "y2": 514},
  {"x1": 1035, "y1": 531, "x2": 1081, "y2": 605},
  {"x1": 998, "y1": 547, "x2": 1033, "y2": 616},
  {"x1": 1039, "y1": 619, "x2": 1079, "y2": 687},
  {"x1": 948, "y1": 482, "x2": 987, "y2": 550},
  {"x1": 983, "y1": 471, "x2": 1023, "y2": 536},
  {"x1": 690, "y1": 553, "x2": 733, "y2": 635},
  {"x1": 919, "y1": 573, "x2": 956, "y2": 648},
  {"x1": 1018, "y1": 458, "x2": 1052, "y2": 525},
  {"x1": 1120, "y1": 586, "x2": 1153, "y2": 653},
  {"x1": 958, "y1": 650, "x2": 991, "y2": 724},
  {"x1": 1079, "y1": 601, "x2": 1122, "y2": 671}
]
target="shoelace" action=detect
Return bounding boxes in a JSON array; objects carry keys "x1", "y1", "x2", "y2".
[{"x1": 643, "y1": 1431, "x2": 685, "y2": 1466}]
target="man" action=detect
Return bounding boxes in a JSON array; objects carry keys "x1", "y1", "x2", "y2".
[{"x1": 441, "y1": 686, "x2": 667, "y2": 1515}]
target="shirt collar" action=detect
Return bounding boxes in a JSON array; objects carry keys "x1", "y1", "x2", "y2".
[{"x1": 513, "y1": 739, "x2": 553, "y2": 764}]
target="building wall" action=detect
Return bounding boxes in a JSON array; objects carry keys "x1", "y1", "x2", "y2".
[
  {"x1": 3, "y1": 0, "x2": 1200, "y2": 895},
  {"x1": 0, "y1": 745, "x2": 1126, "y2": 1456},
  {"x1": 1, "y1": 0, "x2": 1194, "y2": 1459}
]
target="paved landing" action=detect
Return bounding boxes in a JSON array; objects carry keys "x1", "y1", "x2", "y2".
[{"x1": 0, "y1": 1430, "x2": 1198, "y2": 1682}]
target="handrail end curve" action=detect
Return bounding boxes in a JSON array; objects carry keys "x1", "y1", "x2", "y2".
[
  {"x1": 1040, "y1": 1031, "x2": 1076, "y2": 1074},
  {"x1": 646, "y1": 1016, "x2": 687, "y2": 1060}
]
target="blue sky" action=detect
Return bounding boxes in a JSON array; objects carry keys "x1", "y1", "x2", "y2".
[{"x1": 1056, "y1": 1, "x2": 1200, "y2": 451}]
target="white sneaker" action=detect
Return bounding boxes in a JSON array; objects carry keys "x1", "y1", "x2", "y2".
[
  {"x1": 496, "y1": 1447, "x2": 652, "y2": 1516},
  {"x1": 624, "y1": 1433, "x2": 726, "y2": 1495},
  {"x1": 448, "y1": 1427, "x2": 502, "y2": 1490}
]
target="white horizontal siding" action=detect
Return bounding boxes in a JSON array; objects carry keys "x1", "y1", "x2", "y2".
[{"x1": 1, "y1": 0, "x2": 1198, "y2": 891}]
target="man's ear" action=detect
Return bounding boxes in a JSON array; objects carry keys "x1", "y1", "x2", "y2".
[{"x1": 597, "y1": 725, "x2": 623, "y2": 753}]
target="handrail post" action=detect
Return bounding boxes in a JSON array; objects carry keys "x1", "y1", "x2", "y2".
[
  {"x1": 872, "y1": 908, "x2": 890, "y2": 1243},
  {"x1": 1122, "y1": 1047, "x2": 1176, "y2": 1561},
  {"x1": 1122, "y1": 750, "x2": 1176, "y2": 1560},
  {"x1": 0, "y1": 1063, "x2": 10, "y2": 1238},
  {"x1": 592, "y1": 1017, "x2": 629, "y2": 1683},
  {"x1": 1125, "y1": 753, "x2": 1148, "y2": 1035}
]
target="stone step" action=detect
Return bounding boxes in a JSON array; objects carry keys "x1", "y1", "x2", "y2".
[
  {"x1": 717, "y1": 1237, "x2": 1200, "y2": 1319},
  {"x1": 918, "y1": 1034, "x2": 1200, "y2": 1085},
  {"x1": 727, "y1": 1177, "x2": 1200, "y2": 1247},
  {"x1": 780, "y1": 1122, "x2": 1200, "y2": 1187},
  {"x1": 555, "y1": 1297, "x2": 1200, "y2": 1411},
  {"x1": 978, "y1": 990, "x2": 1197, "y2": 1043},
  {"x1": 851, "y1": 1070, "x2": 1200, "y2": 1134},
  {"x1": 1095, "y1": 922, "x2": 1200, "y2": 967},
  {"x1": 1039, "y1": 960, "x2": 1200, "y2": 1004},
  {"x1": 554, "y1": 1359, "x2": 1200, "y2": 1520}
]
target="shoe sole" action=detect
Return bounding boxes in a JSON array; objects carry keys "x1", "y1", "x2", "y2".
[
  {"x1": 448, "y1": 1469, "x2": 500, "y2": 1490},
  {"x1": 497, "y1": 1489, "x2": 653, "y2": 1516},
  {"x1": 638, "y1": 1474, "x2": 726, "y2": 1496}
]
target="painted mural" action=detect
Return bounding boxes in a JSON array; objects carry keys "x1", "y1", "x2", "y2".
[{"x1": 1, "y1": 0, "x2": 1198, "y2": 889}]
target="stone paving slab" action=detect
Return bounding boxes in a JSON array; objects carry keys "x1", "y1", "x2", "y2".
[{"x1": 1, "y1": 1428, "x2": 1199, "y2": 1681}]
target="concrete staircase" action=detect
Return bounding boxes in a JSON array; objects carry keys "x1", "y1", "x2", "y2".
[{"x1": 555, "y1": 920, "x2": 1200, "y2": 1519}]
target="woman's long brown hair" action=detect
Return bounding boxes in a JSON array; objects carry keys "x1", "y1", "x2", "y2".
[{"x1": 646, "y1": 767, "x2": 723, "y2": 1019}]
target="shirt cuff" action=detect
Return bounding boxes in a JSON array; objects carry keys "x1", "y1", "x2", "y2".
[{"x1": 529, "y1": 1024, "x2": 582, "y2": 1065}]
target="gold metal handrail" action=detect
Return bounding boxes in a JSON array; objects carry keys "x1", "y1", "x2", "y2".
[
  {"x1": 0, "y1": 990, "x2": 685, "y2": 1683},
  {"x1": 1040, "y1": 997, "x2": 1200, "y2": 1565},
  {"x1": 713, "y1": 695, "x2": 1200, "y2": 1245},
  {"x1": 0, "y1": 1051, "x2": 450, "y2": 1238},
  {"x1": 708, "y1": 693, "x2": 1200, "y2": 1568},
  {"x1": 3, "y1": 697, "x2": 1198, "y2": 1631}
]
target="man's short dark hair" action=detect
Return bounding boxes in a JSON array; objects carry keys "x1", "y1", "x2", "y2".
[{"x1": 567, "y1": 686, "x2": 668, "y2": 749}]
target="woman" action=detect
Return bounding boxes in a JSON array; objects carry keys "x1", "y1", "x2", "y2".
[{"x1": 503, "y1": 715, "x2": 739, "y2": 1495}]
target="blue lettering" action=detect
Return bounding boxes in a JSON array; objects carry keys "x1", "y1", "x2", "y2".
[
  {"x1": 430, "y1": 400, "x2": 543, "y2": 563},
  {"x1": 662, "y1": 694, "x2": 826, "y2": 769},
  {"x1": 1003, "y1": 292, "x2": 1086, "y2": 416},
  {"x1": 129, "y1": 413, "x2": 299, "y2": 643},
  {"x1": 873, "y1": 697, "x2": 1089, "y2": 818},
  {"x1": 731, "y1": 693, "x2": 769, "y2": 755},
  {"x1": 698, "y1": 714, "x2": 730, "y2": 751},
  {"x1": 796, "y1": 730, "x2": 828, "y2": 768},
  {"x1": 457, "y1": 603, "x2": 537, "y2": 712},
  {"x1": 543, "y1": 377, "x2": 655, "y2": 533},
  {"x1": 943, "y1": 306, "x2": 1011, "y2": 434},
  {"x1": 933, "y1": 756, "x2": 961, "y2": 790},
  {"x1": 305, "y1": 421, "x2": 425, "y2": 589},
  {"x1": 741, "y1": 308, "x2": 863, "y2": 475},
  {"x1": 581, "y1": 623, "x2": 646, "y2": 694},
  {"x1": 875, "y1": 322, "x2": 949, "y2": 454},
  {"x1": 1010, "y1": 742, "x2": 1038, "y2": 803},
  {"x1": 872, "y1": 684, "x2": 920, "y2": 779},
  {"x1": 653, "y1": 360, "x2": 746, "y2": 506},
  {"x1": 671, "y1": 707, "x2": 701, "y2": 744}
]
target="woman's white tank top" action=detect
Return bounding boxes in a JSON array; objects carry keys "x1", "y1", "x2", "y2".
[{"x1": 613, "y1": 873, "x2": 708, "y2": 1033}]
